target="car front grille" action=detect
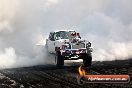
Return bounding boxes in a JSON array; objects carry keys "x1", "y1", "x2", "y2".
[{"x1": 72, "y1": 43, "x2": 85, "y2": 49}]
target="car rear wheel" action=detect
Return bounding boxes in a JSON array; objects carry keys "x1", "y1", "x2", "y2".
[{"x1": 55, "y1": 51, "x2": 64, "y2": 67}]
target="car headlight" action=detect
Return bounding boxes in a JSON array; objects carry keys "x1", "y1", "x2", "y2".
[
  {"x1": 86, "y1": 42, "x2": 91, "y2": 48},
  {"x1": 62, "y1": 44, "x2": 71, "y2": 49}
]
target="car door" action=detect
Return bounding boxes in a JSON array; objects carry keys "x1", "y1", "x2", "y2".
[{"x1": 47, "y1": 32, "x2": 55, "y2": 53}]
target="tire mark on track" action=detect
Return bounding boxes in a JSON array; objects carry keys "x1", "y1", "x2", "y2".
[{"x1": 0, "y1": 70, "x2": 36, "y2": 88}]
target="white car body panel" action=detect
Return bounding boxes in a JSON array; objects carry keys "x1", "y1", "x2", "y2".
[{"x1": 47, "y1": 39, "x2": 55, "y2": 53}]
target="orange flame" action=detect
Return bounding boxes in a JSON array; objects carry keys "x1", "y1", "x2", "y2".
[{"x1": 78, "y1": 65, "x2": 86, "y2": 76}]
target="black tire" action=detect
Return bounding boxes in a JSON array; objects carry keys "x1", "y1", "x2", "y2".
[
  {"x1": 83, "y1": 53, "x2": 92, "y2": 67},
  {"x1": 55, "y1": 51, "x2": 64, "y2": 67}
]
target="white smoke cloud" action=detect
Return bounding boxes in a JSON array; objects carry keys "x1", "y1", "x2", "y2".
[
  {"x1": 0, "y1": 47, "x2": 16, "y2": 68},
  {"x1": 0, "y1": 0, "x2": 50, "y2": 68},
  {"x1": 0, "y1": 0, "x2": 132, "y2": 68},
  {"x1": 45, "y1": 0, "x2": 59, "y2": 6},
  {"x1": 79, "y1": 12, "x2": 132, "y2": 61}
]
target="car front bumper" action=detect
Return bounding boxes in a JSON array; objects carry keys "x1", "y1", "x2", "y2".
[{"x1": 60, "y1": 48, "x2": 87, "y2": 60}]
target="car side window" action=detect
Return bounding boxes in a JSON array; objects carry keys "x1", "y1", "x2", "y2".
[
  {"x1": 54, "y1": 32, "x2": 58, "y2": 40},
  {"x1": 49, "y1": 32, "x2": 55, "y2": 41}
]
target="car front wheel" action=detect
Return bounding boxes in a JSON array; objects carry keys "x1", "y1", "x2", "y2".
[
  {"x1": 55, "y1": 51, "x2": 64, "y2": 67},
  {"x1": 83, "y1": 53, "x2": 92, "y2": 67}
]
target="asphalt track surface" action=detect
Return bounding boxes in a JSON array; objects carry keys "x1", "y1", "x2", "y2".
[{"x1": 0, "y1": 56, "x2": 132, "y2": 88}]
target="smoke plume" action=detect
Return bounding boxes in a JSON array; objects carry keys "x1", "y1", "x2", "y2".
[{"x1": 0, "y1": 0, "x2": 132, "y2": 68}]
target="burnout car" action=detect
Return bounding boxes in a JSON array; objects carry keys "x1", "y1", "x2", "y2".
[{"x1": 46, "y1": 30, "x2": 92, "y2": 67}]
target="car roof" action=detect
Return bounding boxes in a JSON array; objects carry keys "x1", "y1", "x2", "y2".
[{"x1": 52, "y1": 30, "x2": 75, "y2": 32}]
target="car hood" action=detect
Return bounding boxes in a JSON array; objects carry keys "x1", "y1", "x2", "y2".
[{"x1": 57, "y1": 39, "x2": 69, "y2": 43}]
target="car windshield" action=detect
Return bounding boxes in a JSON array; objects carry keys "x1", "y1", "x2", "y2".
[{"x1": 55, "y1": 31, "x2": 75, "y2": 39}]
